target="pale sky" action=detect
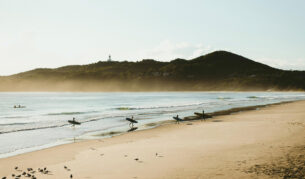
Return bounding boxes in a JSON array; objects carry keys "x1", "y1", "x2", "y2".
[{"x1": 0, "y1": 0, "x2": 305, "y2": 76}]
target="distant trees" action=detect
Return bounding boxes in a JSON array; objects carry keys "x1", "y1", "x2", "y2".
[{"x1": 1, "y1": 51, "x2": 305, "y2": 91}]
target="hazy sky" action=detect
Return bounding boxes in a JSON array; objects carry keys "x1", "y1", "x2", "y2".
[{"x1": 1, "y1": 0, "x2": 305, "y2": 75}]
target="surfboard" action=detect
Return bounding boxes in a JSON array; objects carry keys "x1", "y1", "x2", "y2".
[
  {"x1": 194, "y1": 112, "x2": 203, "y2": 116},
  {"x1": 126, "y1": 118, "x2": 138, "y2": 123},
  {"x1": 173, "y1": 116, "x2": 183, "y2": 121},
  {"x1": 68, "y1": 120, "x2": 81, "y2": 125}
]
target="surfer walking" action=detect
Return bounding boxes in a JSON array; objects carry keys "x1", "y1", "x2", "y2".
[
  {"x1": 126, "y1": 116, "x2": 138, "y2": 128},
  {"x1": 173, "y1": 115, "x2": 182, "y2": 124},
  {"x1": 68, "y1": 117, "x2": 81, "y2": 126}
]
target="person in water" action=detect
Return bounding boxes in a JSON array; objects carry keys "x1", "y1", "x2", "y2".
[{"x1": 202, "y1": 110, "x2": 205, "y2": 121}]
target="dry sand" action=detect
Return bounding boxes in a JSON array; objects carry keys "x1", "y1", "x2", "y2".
[{"x1": 0, "y1": 101, "x2": 305, "y2": 179}]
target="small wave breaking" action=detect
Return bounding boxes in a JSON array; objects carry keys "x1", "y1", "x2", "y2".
[
  {"x1": 115, "y1": 102, "x2": 208, "y2": 111},
  {"x1": 46, "y1": 111, "x2": 96, "y2": 116}
]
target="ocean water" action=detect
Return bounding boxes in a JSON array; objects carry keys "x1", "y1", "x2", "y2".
[{"x1": 0, "y1": 92, "x2": 304, "y2": 158}]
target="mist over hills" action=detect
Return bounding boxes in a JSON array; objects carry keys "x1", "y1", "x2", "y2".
[{"x1": 1, "y1": 51, "x2": 304, "y2": 91}]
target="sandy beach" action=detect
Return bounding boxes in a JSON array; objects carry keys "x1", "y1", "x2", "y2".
[{"x1": 1, "y1": 100, "x2": 305, "y2": 179}]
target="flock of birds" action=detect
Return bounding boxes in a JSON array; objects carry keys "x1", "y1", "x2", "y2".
[{"x1": 1, "y1": 166, "x2": 73, "y2": 179}]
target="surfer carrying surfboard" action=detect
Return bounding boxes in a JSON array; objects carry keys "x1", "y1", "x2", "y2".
[
  {"x1": 126, "y1": 116, "x2": 138, "y2": 128},
  {"x1": 68, "y1": 117, "x2": 81, "y2": 125},
  {"x1": 173, "y1": 115, "x2": 183, "y2": 124}
]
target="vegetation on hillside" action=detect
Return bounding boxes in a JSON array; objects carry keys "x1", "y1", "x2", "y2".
[{"x1": 1, "y1": 51, "x2": 304, "y2": 91}]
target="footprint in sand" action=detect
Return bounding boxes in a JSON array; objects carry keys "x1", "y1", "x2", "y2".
[
  {"x1": 64, "y1": 166, "x2": 71, "y2": 171},
  {"x1": 156, "y1": 153, "x2": 164, "y2": 157}
]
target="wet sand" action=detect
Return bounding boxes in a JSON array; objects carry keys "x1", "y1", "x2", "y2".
[{"x1": 0, "y1": 100, "x2": 304, "y2": 178}]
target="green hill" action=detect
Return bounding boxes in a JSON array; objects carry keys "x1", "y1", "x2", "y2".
[{"x1": 1, "y1": 51, "x2": 305, "y2": 91}]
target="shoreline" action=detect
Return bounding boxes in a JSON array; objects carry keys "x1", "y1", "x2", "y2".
[
  {"x1": 0, "y1": 100, "x2": 304, "y2": 178},
  {"x1": 0, "y1": 100, "x2": 300, "y2": 160}
]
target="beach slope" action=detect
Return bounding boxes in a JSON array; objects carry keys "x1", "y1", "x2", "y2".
[{"x1": 1, "y1": 101, "x2": 305, "y2": 178}]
